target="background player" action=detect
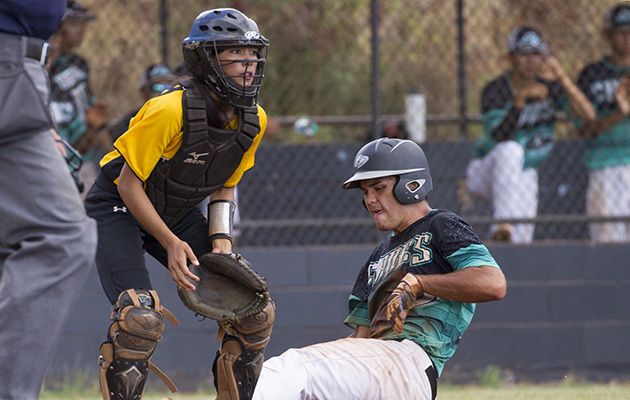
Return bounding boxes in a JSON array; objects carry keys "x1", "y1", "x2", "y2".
[
  {"x1": 85, "y1": 8, "x2": 274, "y2": 400},
  {"x1": 252, "y1": 138, "x2": 507, "y2": 400},
  {"x1": 48, "y1": 0, "x2": 111, "y2": 195},
  {"x1": 575, "y1": 2, "x2": 630, "y2": 242},
  {"x1": 465, "y1": 25, "x2": 594, "y2": 243}
]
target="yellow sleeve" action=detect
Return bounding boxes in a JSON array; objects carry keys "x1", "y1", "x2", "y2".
[
  {"x1": 223, "y1": 106, "x2": 268, "y2": 187},
  {"x1": 111, "y1": 90, "x2": 184, "y2": 181}
]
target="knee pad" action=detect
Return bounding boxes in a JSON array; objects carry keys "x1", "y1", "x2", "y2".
[
  {"x1": 214, "y1": 300, "x2": 275, "y2": 400},
  {"x1": 99, "y1": 289, "x2": 179, "y2": 400}
]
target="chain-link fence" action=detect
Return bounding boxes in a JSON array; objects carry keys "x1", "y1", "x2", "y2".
[{"x1": 72, "y1": 0, "x2": 629, "y2": 245}]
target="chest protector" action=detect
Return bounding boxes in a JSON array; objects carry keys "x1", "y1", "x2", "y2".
[{"x1": 144, "y1": 87, "x2": 260, "y2": 228}]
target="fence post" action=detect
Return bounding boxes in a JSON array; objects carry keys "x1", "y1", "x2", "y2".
[
  {"x1": 457, "y1": 0, "x2": 468, "y2": 141},
  {"x1": 371, "y1": 0, "x2": 381, "y2": 140},
  {"x1": 160, "y1": 0, "x2": 169, "y2": 67}
]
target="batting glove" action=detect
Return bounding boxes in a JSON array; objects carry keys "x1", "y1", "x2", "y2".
[{"x1": 385, "y1": 272, "x2": 424, "y2": 333}]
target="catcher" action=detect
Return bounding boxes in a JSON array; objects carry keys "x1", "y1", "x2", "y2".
[
  {"x1": 84, "y1": 8, "x2": 274, "y2": 400},
  {"x1": 252, "y1": 139, "x2": 507, "y2": 400}
]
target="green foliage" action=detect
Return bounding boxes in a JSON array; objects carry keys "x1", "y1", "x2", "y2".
[{"x1": 475, "y1": 364, "x2": 503, "y2": 388}]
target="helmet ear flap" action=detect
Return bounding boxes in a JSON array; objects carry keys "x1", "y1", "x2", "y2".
[{"x1": 394, "y1": 174, "x2": 432, "y2": 204}]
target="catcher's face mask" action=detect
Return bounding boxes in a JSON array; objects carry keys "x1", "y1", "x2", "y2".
[{"x1": 182, "y1": 8, "x2": 269, "y2": 108}]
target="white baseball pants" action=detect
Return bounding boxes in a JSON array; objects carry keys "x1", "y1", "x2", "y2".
[
  {"x1": 252, "y1": 338, "x2": 435, "y2": 400},
  {"x1": 466, "y1": 141, "x2": 538, "y2": 243}
]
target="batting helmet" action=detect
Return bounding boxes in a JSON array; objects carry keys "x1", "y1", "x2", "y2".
[
  {"x1": 182, "y1": 8, "x2": 269, "y2": 108},
  {"x1": 342, "y1": 138, "x2": 433, "y2": 204}
]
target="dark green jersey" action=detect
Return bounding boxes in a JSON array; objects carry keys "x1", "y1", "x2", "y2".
[
  {"x1": 49, "y1": 53, "x2": 96, "y2": 148},
  {"x1": 576, "y1": 57, "x2": 630, "y2": 170},
  {"x1": 472, "y1": 72, "x2": 566, "y2": 169},
  {"x1": 345, "y1": 209, "x2": 500, "y2": 376}
]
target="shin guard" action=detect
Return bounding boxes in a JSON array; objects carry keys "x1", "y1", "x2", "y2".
[
  {"x1": 214, "y1": 300, "x2": 275, "y2": 400},
  {"x1": 99, "y1": 289, "x2": 179, "y2": 400}
]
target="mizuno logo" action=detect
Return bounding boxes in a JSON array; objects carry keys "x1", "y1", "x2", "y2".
[
  {"x1": 183, "y1": 152, "x2": 209, "y2": 165},
  {"x1": 113, "y1": 206, "x2": 127, "y2": 213}
]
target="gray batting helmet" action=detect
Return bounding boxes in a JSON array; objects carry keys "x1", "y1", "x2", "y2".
[{"x1": 342, "y1": 138, "x2": 433, "y2": 204}]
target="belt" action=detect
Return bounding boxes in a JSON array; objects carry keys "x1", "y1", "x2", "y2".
[
  {"x1": 25, "y1": 37, "x2": 50, "y2": 64},
  {"x1": 0, "y1": 32, "x2": 50, "y2": 64},
  {"x1": 425, "y1": 364, "x2": 438, "y2": 400}
]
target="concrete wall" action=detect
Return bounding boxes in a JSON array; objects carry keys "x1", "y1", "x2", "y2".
[{"x1": 49, "y1": 241, "x2": 630, "y2": 390}]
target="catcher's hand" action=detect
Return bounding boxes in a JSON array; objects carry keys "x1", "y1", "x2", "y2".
[
  {"x1": 177, "y1": 253, "x2": 269, "y2": 324},
  {"x1": 385, "y1": 272, "x2": 424, "y2": 333}
]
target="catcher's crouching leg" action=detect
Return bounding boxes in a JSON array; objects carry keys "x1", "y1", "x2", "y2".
[
  {"x1": 99, "y1": 289, "x2": 179, "y2": 400},
  {"x1": 214, "y1": 300, "x2": 275, "y2": 400}
]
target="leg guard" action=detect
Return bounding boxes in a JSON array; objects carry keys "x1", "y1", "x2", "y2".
[
  {"x1": 214, "y1": 299, "x2": 275, "y2": 400},
  {"x1": 99, "y1": 289, "x2": 179, "y2": 400}
]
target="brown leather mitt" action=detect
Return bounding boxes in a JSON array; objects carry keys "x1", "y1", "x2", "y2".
[{"x1": 177, "y1": 253, "x2": 270, "y2": 324}]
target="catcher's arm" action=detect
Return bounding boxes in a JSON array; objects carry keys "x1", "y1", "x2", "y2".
[
  {"x1": 208, "y1": 186, "x2": 235, "y2": 254},
  {"x1": 118, "y1": 163, "x2": 200, "y2": 291}
]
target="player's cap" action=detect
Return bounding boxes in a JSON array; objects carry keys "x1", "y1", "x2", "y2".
[
  {"x1": 507, "y1": 26, "x2": 548, "y2": 54},
  {"x1": 64, "y1": 0, "x2": 96, "y2": 20},
  {"x1": 139, "y1": 64, "x2": 176, "y2": 93},
  {"x1": 604, "y1": 3, "x2": 630, "y2": 32}
]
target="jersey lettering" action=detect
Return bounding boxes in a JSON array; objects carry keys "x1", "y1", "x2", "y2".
[
  {"x1": 410, "y1": 233, "x2": 433, "y2": 265},
  {"x1": 368, "y1": 233, "x2": 434, "y2": 286},
  {"x1": 518, "y1": 99, "x2": 554, "y2": 127},
  {"x1": 591, "y1": 79, "x2": 619, "y2": 104}
]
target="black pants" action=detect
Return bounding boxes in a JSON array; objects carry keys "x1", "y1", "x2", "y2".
[{"x1": 85, "y1": 178, "x2": 212, "y2": 304}]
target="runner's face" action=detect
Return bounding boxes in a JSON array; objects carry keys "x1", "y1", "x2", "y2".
[{"x1": 360, "y1": 176, "x2": 413, "y2": 235}]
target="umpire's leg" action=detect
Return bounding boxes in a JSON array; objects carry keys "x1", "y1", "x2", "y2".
[{"x1": 0, "y1": 130, "x2": 97, "y2": 400}]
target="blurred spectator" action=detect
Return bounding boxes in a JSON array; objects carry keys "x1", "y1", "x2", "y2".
[
  {"x1": 173, "y1": 60, "x2": 189, "y2": 77},
  {"x1": 576, "y1": 3, "x2": 630, "y2": 243},
  {"x1": 465, "y1": 25, "x2": 594, "y2": 243},
  {"x1": 48, "y1": 0, "x2": 111, "y2": 195},
  {"x1": 109, "y1": 63, "x2": 176, "y2": 141},
  {"x1": 382, "y1": 120, "x2": 408, "y2": 139},
  {"x1": 361, "y1": 120, "x2": 408, "y2": 143}
]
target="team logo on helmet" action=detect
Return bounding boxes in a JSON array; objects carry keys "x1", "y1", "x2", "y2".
[
  {"x1": 245, "y1": 31, "x2": 261, "y2": 40},
  {"x1": 355, "y1": 154, "x2": 369, "y2": 169}
]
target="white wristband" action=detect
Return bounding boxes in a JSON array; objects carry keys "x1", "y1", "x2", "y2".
[{"x1": 208, "y1": 200, "x2": 235, "y2": 242}]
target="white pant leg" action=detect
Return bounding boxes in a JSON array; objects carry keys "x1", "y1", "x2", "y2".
[
  {"x1": 467, "y1": 141, "x2": 538, "y2": 243},
  {"x1": 587, "y1": 165, "x2": 630, "y2": 242},
  {"x1": 253, "y1": 338, "x2": 434, "y2": 400}
]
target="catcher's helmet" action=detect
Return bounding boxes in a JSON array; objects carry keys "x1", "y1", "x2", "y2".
[
  {"x1": 342, "y1": 138, "x2": 433, "y2": 204},
  {"x1": 182, "y1": 8, "x2": 269, "y2": 108}
]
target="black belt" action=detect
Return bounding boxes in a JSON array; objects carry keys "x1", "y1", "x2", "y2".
[
  {"x1": 425, "y1": 364, "x2": 438, "y2": 400},
  {"x1": 0, "y1": 32, "x2": 50, "y2": 64},
  {"x1": 25, "y1": 37, "x2": 49, "y2": 64}
]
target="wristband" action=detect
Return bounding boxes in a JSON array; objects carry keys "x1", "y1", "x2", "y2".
[{"x1": 208, "y1": 200, "x2": 235, "y2": 242}]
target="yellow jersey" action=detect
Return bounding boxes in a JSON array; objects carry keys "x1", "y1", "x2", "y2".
[{"x1": 100, "y1": 87, "x2": 267, "y2": 188}]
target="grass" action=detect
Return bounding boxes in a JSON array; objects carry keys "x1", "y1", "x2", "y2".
[
  {"x1": 40, "y1": 366, "x2": 630, "y2": 399},
  {"x1": 40, "y1": 382, "x2": 630, "y2": 400}
]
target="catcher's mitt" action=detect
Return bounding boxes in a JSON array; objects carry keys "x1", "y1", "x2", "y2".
[{"x1": 177, "y1": 253, "x2": 269, "y2": 324}]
